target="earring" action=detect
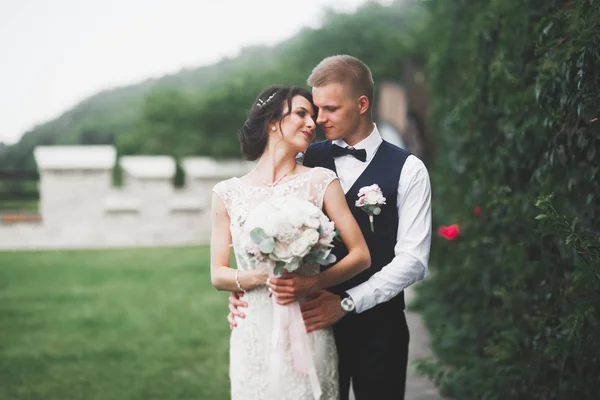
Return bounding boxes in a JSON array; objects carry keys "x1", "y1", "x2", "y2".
[{"x1": 271, "y1": 126, "x2": 276, "y2": 131}]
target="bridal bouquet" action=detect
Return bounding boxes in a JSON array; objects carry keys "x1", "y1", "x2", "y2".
[
  {"x1": 241, "y1": 195, "x2": 337, "y2": 399},
  {"x1": 242, "y1": 196, "x2": 338, "y2": 276}
]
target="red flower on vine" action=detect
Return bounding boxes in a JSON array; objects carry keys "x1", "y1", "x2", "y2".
[
  {"x1": 438, "y1": 224, "x2": 460, "y2": 240},
  {"x1": 473, "y1": 206, "x2": 482, "y2": 216}
]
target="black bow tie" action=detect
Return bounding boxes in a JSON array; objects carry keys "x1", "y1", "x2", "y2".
[{"x1": 331, "y1": 144, "x2": 367, "y2": 162}]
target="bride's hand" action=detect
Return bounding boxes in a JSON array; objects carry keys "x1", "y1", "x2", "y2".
[{"x1": 268, "y1": 272, "x2": 319, "y2": 305}]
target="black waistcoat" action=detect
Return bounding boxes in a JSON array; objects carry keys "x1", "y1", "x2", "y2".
[{"x1": 303, "y1": 139, "x2": 410, "y2": 310}]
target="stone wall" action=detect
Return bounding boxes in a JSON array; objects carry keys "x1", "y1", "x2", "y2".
[{"x1": 0, "y1": 146, "x2": 252, "y2": 250}]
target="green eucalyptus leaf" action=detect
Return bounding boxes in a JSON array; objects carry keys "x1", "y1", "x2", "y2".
[
  {"x1": 259, "y1": 238, "x2": 274, "y2": 253},
  {"x1": 250, "y1": 228, "x2": 268, "y2": 244},
  {"x1": 273, "y1": 262, "x2": 285, "y2": 277}
]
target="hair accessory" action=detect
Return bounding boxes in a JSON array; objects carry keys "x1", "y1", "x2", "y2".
[{"x1": 257, "y1": 92, "x2": 277, "y2": 109}]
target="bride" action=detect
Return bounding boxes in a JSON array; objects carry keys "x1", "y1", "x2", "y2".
[{"x1": 210, "y1": 85, "x2": 370, "y2": 399}]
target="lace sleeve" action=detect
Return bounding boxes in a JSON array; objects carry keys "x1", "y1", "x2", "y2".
[
  {"x1": 212, "y1": 179, "x2": 235, "y2": 214},
  {"x1": 308, "y1": 167, "x2": 339, "y2": 209}
]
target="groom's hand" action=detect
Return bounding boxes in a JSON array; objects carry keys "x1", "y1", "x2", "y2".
[
  {"x1": 228, "y1": 292, "x2": 247, "y2": 330},
  {"x1": 300, "y1": 290, "x2": 345, "y2": 333}
]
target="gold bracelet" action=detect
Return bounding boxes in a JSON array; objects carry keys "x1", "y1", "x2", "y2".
[{"x1": 235, "y1": 269, "x2": 246, "y2": 293}]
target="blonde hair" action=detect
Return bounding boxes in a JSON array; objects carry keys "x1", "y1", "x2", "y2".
[{"x1": 307, "y1": 55, "x2": 374, "y2": 109}]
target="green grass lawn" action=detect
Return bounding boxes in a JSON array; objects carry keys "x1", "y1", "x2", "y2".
[{"x1": 0, "y1": 246, "x2": 232, "y2": 400}]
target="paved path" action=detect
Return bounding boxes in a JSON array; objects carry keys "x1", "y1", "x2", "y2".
[
  {"x1": 404, "y1": 282, "x2": 444, "y2": 400},
  {"x1": 349, "y1": 282, "x2": 444, "y2": 400}
]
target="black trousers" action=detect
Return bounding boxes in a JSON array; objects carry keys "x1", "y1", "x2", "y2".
[{"x1": 334, "y1": 300, "x2": 410, "y2": 400}]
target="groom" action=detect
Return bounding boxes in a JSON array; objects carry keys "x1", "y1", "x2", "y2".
[{"x1": 230, "y1": 55, "x2": 432, "y2": 400}]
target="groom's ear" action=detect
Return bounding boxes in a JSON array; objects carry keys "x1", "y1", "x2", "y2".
[{"x1": 357, "y1": 95, "x2": 370, "y2": 115}]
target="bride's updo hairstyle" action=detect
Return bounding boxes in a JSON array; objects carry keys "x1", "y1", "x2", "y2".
[{"x1": 238, "y1": 85, "x2": 315, "y2": 161}]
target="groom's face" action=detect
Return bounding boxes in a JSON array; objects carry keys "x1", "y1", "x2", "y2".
[{"x1": 312, "y1": 82, "x2": 360, "y2": 142}]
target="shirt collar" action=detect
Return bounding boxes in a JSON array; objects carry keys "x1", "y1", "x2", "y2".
[{"x1": 332, "y1": 124, "x2": 382, "y2": 162}]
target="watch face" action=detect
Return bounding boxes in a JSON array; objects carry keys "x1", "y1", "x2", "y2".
[{"x1": 341, "y1": 297, "x2": 355, "y2": 312}]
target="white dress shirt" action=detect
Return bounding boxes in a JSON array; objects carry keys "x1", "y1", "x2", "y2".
[{"x1": 331, "y1": 125, "x2": 432, "y2": 313}]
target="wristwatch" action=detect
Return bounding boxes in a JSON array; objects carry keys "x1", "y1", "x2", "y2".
[{"x1": 340, "y1": 293, "x2": 356, "y2": 313}]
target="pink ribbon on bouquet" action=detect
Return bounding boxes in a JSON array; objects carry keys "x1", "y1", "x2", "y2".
[{"x1": 268, "y1": 300, "x2": 322, "y2": 399}]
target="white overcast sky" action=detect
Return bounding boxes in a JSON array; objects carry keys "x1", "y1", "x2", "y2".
[{"x1": 0, "y1": 0, "x2": 392, "y2": 145}]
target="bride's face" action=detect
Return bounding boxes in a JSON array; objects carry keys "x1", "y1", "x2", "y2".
[{"x1": 274, "y1": 95, "x2": 316, "y2": 152}]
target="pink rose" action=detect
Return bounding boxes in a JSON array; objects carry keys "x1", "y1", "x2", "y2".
[{"x1": 246, "y1": 242, "x2": 261, "y2": 256}]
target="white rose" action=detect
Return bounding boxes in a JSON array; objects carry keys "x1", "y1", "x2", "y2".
[
  {"x1": 305, "y1": 203, "x2": 320, "y2": 218},
  {"x1": 358, "y1": 184, "x2": 381, "y2": 197},
  {"x1": 286, "y1": 209, "x2": 305, "y2": 228},
  {"x1": 275, "y1": 222, "x2": 302, "y2": 243},
  {"x1": 366, "y1": 190, "x2": 385, "y2": 205},
  {"x1": 272, "y1": 242, "x2": 295, "y2": 263},
  {"x1": 302, "y1": 229, "x2": 320, "y2": 246},
  {"x1": 290, "y1": 239, "x2": 311, "y2": 257},
  {"x1": 319, "y1": 230, "x2": 335, "y2": 245},
  {"x1": 319, "y1": 214, "x2": 334, "y2": 228},
  {"x1": 358, "y1": 186, "x2": 370, "y2": 196},
  {"x1": 262, "y1": 215, "x2": 279, "y2": 237},
  {"x1": 305, "y1": 217, "x2": 320, "y2": 229}
]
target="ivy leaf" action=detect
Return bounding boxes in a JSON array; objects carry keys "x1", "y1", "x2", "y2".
[
  {"x1": 535, "y1": 214, "x2": 548, "y2": 220},
  {"x1": 587, "y1": 146, "x2": 596, "y2": 162},
  {"x1": 571, "y1": 217, "x2": 579, "y2": 232},
  {"x1": 535, "y1": 85, "x2": 542, "y2": 102}
]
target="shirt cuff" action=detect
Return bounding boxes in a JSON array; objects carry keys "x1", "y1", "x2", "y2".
[{"x1": 345, "y1": 283, "x2": 377, "y2": 314}]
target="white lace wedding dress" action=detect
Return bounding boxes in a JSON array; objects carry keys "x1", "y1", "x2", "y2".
[{"x1": 213, "y1": 167, "x2": 340, "y2": 400}]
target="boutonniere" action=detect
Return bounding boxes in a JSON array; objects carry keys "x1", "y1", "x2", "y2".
[{"x1": 355, "y1": 184, "x2": 386, "y2": 232}]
